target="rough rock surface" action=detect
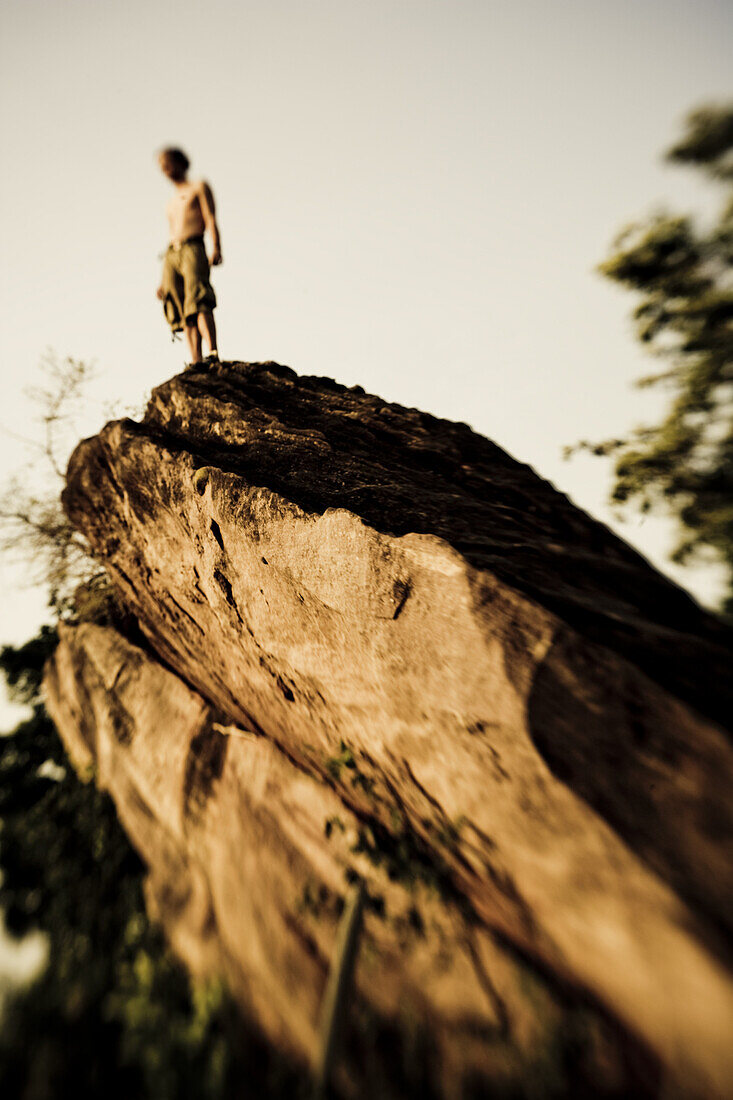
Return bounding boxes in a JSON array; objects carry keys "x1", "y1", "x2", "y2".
[
  {"x1": 46, "y1": 622, "x2": 648, "y2": 1099},
  {"x1": 49, "y1": 362, "x2": 733, "y2": 1098}
]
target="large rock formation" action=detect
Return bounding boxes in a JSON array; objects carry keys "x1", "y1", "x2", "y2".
[{"x1": 45, "y1": 361, "x2": 733, "y2": 1099}]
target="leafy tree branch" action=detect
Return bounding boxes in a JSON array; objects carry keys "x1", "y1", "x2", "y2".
[{"x1": 567, "y1": 104, "x2": 733, "y2": 610}]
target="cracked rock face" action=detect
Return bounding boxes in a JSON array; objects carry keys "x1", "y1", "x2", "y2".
[
  {"x1": 50, "y1": 362, "x2": 733, "y2": 1098},
  {"x1": 46, "y1": 622, "x2": 648, "y2": 1099}
]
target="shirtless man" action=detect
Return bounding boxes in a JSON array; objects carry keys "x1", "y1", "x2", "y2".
[{"x1": 156, "y1": 147, "x2": 222, "y2": 364}]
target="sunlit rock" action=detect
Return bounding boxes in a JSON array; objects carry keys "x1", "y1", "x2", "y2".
[{"x1": 46, "y1": 361, "x2": 733, "y2": 1099}]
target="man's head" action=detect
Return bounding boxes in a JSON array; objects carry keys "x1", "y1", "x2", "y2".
[{"x1": 158, "y1": 147, "x2": 190, "y2": 182}]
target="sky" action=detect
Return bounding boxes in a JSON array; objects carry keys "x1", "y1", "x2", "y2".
[{"x1": 1, "y1": 0, "x2": 732, "y2": 734}]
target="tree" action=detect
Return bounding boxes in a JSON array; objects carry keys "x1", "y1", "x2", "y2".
[
  {"x1": 0, "y1": 352, "x2": 104, "y2": 618},
  {"x1": 568, "y1": 104, "x2": 733, "y2": 612}
]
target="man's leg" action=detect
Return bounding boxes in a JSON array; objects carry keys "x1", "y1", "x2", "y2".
[
  {"x1": 197, "y1": 310, "x2": 218, "y2": 357},
  {"x1": 185, "y1": 317, "x2": 203, "y2": 363}
]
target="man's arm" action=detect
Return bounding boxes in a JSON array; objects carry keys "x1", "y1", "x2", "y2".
[{"x1": 199, "y1": 181, "x2": 222, "y2": 265}]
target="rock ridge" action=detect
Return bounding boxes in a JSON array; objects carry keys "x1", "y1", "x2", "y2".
[
  {"x1": 124, "y1": 361, "x2": 733, "y2": 727},
  {"x1": 47, "y1": 361, "x2": 733, "y2": 1099}
]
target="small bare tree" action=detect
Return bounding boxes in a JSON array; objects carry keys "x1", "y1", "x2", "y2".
[{"x1": 0, "y1": 353, "x2": 108, "y2": 619}]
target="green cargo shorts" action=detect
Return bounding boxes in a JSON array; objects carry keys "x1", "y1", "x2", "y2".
[{"x1": 160, "y1": 235, "x2": 217, "y2": 334}]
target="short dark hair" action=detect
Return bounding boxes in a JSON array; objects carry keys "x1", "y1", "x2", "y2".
[{"x1": 159, "y1": 146, "x2": 190, "y2": 171}]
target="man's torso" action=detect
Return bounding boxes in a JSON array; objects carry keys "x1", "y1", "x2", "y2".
[{"x1": 166, "y1": 181, "x2": 205, "y2": 245}]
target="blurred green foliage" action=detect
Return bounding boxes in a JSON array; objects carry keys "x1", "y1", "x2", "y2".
[
  {"x1": 0, "y1": 631, "x2": 305, "y2": 1100},
  {"x1": 569, "y1": 104, "x2": 733, "y2": 612}
]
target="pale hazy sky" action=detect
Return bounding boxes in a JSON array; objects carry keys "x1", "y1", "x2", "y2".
[{"x1": 1, "y1": 0, "x2": 732, "y2": 727}]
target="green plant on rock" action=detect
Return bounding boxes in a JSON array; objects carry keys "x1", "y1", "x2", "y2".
[{"x1": 325, "y1": 740, "x2": 358, "y2": 781}]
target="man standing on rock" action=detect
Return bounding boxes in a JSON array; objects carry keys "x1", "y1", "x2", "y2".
[{"x1": 156, "y1": 147, "x2": 222, "y2": 365}]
